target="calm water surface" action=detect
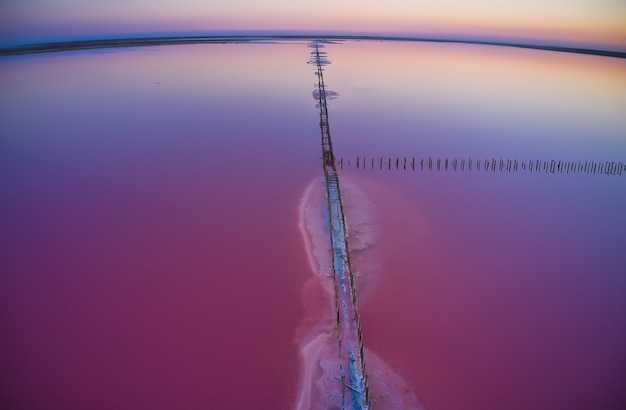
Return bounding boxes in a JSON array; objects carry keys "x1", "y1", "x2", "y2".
[{"x1": 1, "y1": 40, "x2": 625, "y2": 409}]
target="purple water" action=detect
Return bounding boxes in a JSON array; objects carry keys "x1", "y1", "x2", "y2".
[{"x1": 1, "y1": 40, "x2": 625, "y2": 409}]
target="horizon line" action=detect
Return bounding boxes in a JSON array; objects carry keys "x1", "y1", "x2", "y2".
[{"x1": 1, "y1": 33, "x2": 625, "y2": 59}]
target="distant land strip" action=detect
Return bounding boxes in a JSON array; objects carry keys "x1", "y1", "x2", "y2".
[
  {"x1": 1, "y1": 35, "x2": 625, "y2": 59},
  {"x1": 338, "y1": 156, "x2": 625, "y2": 176}
]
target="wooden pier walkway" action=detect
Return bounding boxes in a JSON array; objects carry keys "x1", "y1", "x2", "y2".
[{"x1": 312, "y1": 42, "x2": 370, "y2": 410}]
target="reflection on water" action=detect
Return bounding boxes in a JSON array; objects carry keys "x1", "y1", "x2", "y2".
[{"x1": 1, "y1": 40, "x2": 625, "y2": 409}]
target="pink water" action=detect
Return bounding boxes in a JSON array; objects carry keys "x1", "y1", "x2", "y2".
[
  {"x1": 0, "y1": 125, "x2": 314, "y2": 408},
  {"x1": 1, "y1": 41, "x2": 625, "y2": 409},
  {"x1": 344, "y1": 171, "x2": 626, "y2": 410},
  {"x1": 1, "y1": 44, "x2": 318, "y2": 409}
]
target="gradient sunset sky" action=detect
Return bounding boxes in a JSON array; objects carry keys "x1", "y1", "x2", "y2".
[{"x1": 1, "y1": 0, "x2": 625, "y2": 50}]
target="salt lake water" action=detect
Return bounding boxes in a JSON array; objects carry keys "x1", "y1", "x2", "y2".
[{"x1": 1, "y1": 39, "x2": 625, "y2": 409}]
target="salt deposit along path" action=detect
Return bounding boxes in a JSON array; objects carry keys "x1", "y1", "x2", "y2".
[{"x1": 312, "y1": 42, "x2": 370, "y2": 410}]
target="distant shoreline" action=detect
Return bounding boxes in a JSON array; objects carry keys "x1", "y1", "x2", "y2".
[{"x1": 1, "y1": 35, "x2": 625, "y2": 59}]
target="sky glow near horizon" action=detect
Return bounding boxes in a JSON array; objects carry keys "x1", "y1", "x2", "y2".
[{"x1": 1, "y1": 0, "x2": 625, "y2": 50}]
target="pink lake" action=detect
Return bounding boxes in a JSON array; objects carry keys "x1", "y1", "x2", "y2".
[{"x1": 1, "y1": 40, "x2": 625, "y2": 409}]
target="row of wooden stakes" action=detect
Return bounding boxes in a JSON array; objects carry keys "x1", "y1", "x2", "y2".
[{"x1": 337, "y1": 157, "x2": 625, "y2": 175}]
